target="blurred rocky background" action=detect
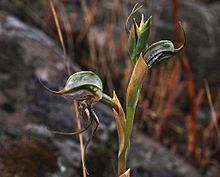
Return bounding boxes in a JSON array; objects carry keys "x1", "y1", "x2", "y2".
[{"x1": 0, "y1": 0, "x2": 220, "y2": 177}]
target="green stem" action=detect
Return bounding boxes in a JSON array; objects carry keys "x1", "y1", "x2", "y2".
[
  {"x1": 118, "y1": 149, "x2": 127, "y2": 176},
  {"x1": 101, "y1": 93, "x2": 119, "y2": 112}
]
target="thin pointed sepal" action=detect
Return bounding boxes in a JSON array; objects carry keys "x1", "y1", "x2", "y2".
[{"x1": 38, "y1": 78, "x2": 64, "y2": 95}]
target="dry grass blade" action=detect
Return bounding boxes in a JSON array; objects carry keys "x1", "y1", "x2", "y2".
[
  {"x1": 204, "y1": 80, "x2": 220, "y2": 137},
  {"x1": 74, "y1": 101, "x2": 87, "y2": 177},
  {"x1": 172, "y1": 0, "x2": 197, "y2": 160},
  {"x1": 77, "y1": 0, "x2": 97, "y2": 42},
  {"x1": 154, "y1": 62, "x2": 184, "y2": 139},
  {"x1": 58, "y1": 2, "x2": 75, "y2": 63},
  {"x1": 125, "y1": 3, "x2": 142, "y2": 33},
  {"x1": 49, "y1": 1, "x2": 86, "y2": 176},
  {"x1": 49, "y1": 0, "x2": 70, "y2": 75}
]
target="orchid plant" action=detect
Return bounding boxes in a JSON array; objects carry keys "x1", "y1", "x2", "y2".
[{"x1": 40, "y1": 3, "x2": 184, "y2": 177}]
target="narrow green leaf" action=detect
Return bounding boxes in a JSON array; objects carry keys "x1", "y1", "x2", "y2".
[
  {"x1": 125, "y1": 54, "x2": 148, "y2": 156},
  {"x1": 127, "y1": 15, "x2": 153, "y2": 64},
  {"x1": 135, "y1": 16, "x2": 152, "y2": 55},
  {"x1": 138, "y1": 14, "x2": 145, "y2": 31},
  {"x1": 127, "y1": 22, "x2": 137, "y2": 60},
  {"x1": 133, "y1": 18, "x2": 140, "y2": 38},
  {"x1": 128, "y1": 19, "x2": 140, "y2": 64}
]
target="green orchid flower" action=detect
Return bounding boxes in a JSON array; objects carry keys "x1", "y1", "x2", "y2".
[{"x1": 39, "y1": 71, "x2": 118, "y2": 173}]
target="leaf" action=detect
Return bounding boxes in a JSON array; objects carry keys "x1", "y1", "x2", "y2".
[
  {"x1": 128, "y1": 18, "x2": 141, "y2": 64},
  {"x1": 144, "y1": 40, "x2": 184, "y2": 67},
  {"x1": 127, "y1": 15, "x2": 152, "y2": 64},
  {"x1": 119, "y1": 169, "x2": 131, "y2": 177},
  {"x1": 112, "y1": 91, "x2": 126, "y2": 157},
  {"x1": 135, "y1": 16, "x2": 152, "y2": 57},
  {"x1": 112, "y1": 92, "x2": 128, "y2": 175},
  {"x1": 138, "y1": 14, "x2": 145, "y2": 31},
  {"x1": 128, "y1": 22, "x2": 137, "y2": 61},
  {"x1": 125, "y1": 54, "x2": 148, "y2": 152}
]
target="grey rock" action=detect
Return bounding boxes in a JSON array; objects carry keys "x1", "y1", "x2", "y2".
[{"x1": 130, "y1": 131, "x2": 202, "y2": 177}]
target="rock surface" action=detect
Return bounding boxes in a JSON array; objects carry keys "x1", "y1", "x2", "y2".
[{"x1": 130, "y1": 131, "x2": 202, "y2": 177}]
